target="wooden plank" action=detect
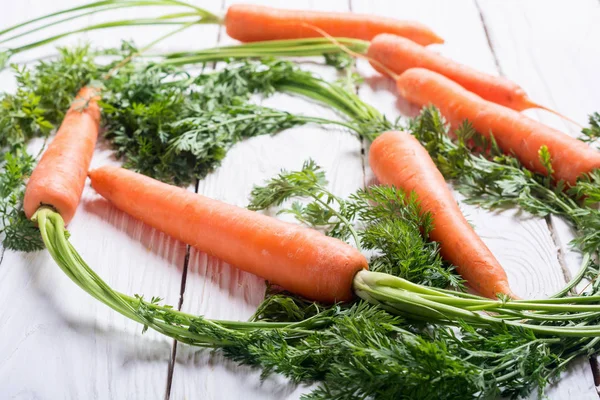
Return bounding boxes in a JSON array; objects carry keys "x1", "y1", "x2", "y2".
[
  {"x1": 2, "y1": 0, "x2": 597, "y2": 398},
  {"x1": 0, "y1": 1, "x2": 219, "y2": 398},
  {"x1": 476, "y1": 0, "x2": 600, "y2": 290},
  {"x1": 351, "y1": 0, "x2": 568, "y2": 298},
  {"x1": 167, "y1": 1, "x2": 364, "y2": 398},
  {"x1": 477, "y1": 0, "x2": 600, "y2": 396},
  {"x1": 352, "y1": 0, "x2": 597, "y2": 398},
  {"x1": 0, "y1": 146, "x2": 182, "y2": 399}
]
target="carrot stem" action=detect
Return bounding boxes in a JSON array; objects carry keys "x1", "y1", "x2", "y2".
[
  {"x1": 295, "y1": 22, "x2": 400, "y2": 80},
  {"x1": 158, "y1": 39, "x2": 369, "y2": 66},
  {"x1": 34, "y1": 206, "x2": 600, "y2": 346}
]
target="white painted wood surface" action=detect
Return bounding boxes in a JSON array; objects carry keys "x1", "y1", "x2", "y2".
[{"x1": 0, "y1": 0, "x2": 599, "y2": 399}]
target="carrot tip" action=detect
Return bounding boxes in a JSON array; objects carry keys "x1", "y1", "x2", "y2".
[
  {"x1": 431, "y1": 35, "x2": 445, "y2": 45},
  {"x1": 525, "y1": 100, "x2": 583, "y2": 128}
]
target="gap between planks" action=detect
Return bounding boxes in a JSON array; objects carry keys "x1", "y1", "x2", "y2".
[
  {"x1": 347, "y1": 0, "x2": 370, "y2": 188},
  {"x1": 164, "y1": 2, "x2": 227, "y2": 396},
  {"x1": 475, "y1": 0, "x2": 599, "y2": 394},
  {"x1": 164, "y1": 178, "x2": 200, "y2": 400},
  {"x1": 162, "y1": 1, "x2": 363, "y2": 397},
  {"x1": 474, "y1": 0, "x2": 505, "y2": 76}
]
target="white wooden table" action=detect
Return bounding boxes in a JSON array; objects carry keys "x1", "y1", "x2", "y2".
[{"x1": 1, "y1": 1, "x2": 600, "y2": 398}]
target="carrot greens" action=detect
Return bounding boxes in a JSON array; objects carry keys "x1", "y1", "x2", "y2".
[
  {"x1": 101, "y1": 57, "x2": 356, "y2": 185},
  {"x1": 580, "y1": 112, "x2": 600, "y2": 146},
  {"x1": 0, "y1": 148, "x2": 42, "y2": 251},
  {"x1": 6, "y1": 39, "x2": 600, "y2": 399}
]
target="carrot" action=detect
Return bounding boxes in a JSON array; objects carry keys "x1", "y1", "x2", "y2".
[
  {"x1": 395, "y1": 68, "x2": 600, "y2": 184},
  {"x1": 225, "y1": 4, "x2": 443, "y2": 46},
  {"x1": 369, "y1": 131, "x2": 515, "y2": 299},
  {"x1": 24, "y1": 86, "x2": 101, "y2": 225},
  {"x1": 367, "y1": 34, "x2": 579, "y2": 124},
  {"x1": 89, "y1": 165, "x2": 368, "y2": 303}
]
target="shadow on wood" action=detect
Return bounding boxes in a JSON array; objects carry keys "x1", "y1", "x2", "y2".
[{"x1": 363, "y1": 74, "x2": 421, "y2": 118}]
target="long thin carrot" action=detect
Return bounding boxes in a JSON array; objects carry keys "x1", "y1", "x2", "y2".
[
  {"x1": 89, "y1": 165, "x2": 368, "y2": 303},
  {"x1": 22, "y1": 23, "x2": 195, "y2": 227},
  {"x1": 369, "y1": 131, "x2": 515, "y2": 299},
  {"x1": 395, "y1": 68, "x2": 600, "y2": 185},
  {"x1": 367, "y1": 33, "x2": 578, "y2": 124},
  {"x1": 23, "y1": 86, "x2": 101, "y2": 225},
  {"x1": 224, "y1": 4, "x2": 443, "y2": 46}
]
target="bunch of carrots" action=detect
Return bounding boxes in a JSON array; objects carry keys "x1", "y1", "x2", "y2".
[
  {"x1": 13, "y1": 0, "x2": 515, "y2": 300},
  {"x1": 7, "y1": 1, "x2": 600, "y2": 396}
]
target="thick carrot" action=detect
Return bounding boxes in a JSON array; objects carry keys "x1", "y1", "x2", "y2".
[
  {"x1": 369, "y1": 131, "x2": 514, "y2": 299},
  {"x1": 24, "y1": 86, "x2": 101, "y2": 225},
  {"x1": 396, "y1": 68, "x2": 600, "y2": 184},
  {"x1": 367, "y1": 34, "x2": 578, "y2": 124},
  {"x1": 225, "y1": 4, "x2": 443, "y2": 46},
  {"x1": 89, "y1": 165, "x2": 368, "y2": 303}
]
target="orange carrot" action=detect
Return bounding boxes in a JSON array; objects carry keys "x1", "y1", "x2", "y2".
[
  {"x1": 369, "y1": 131, "x2": 515, "y2": 299},
  {"x1": 395, "y1": 68, "x2": 600, "y2": 184},
  {"x1": 24, "y1": 86, "x2": 101, "y2": 225},
  {"x1": 89, "y1": 165, "x2": 368, "y2": 303},
  {"x1": 367, "y1": 34, "x2": 578, "y2": 124},
  {"x1": 225, "y1": 4, "x2": 443, "y2": 46}
]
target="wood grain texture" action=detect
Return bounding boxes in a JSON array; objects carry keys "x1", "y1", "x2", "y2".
[
  {"x1": 477, "y1": 0, "x2": 600, "y2": 396},
  {"x1": 476, "y1": 0, "x2": 600, "y2": 292},
  {"x1": 1, "y1": 0, "x2": 598, "y2": 399},
  {"x1": 352, "y1": 0, "x2": 597, "y2": 397}
]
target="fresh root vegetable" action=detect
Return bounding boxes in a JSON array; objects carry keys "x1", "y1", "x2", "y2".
[
  {"x1": 89, "y1": 165, "x2": 368, "y2": 303},
  {"x1": 224, "y1": 4, "x2": 444, "y2": 45},
  {"x1": 369, "y1": 131, "x2": 516, "y2": 299},
  {"x1": 23, "y1": 86, "x2": 101, "y2": 225},
  {"x1": 366, "y1": 33, "x2": 579, "y2": 125},
  {"x1": 396, "y1": 68, "x2": 600, "y2": 184}
]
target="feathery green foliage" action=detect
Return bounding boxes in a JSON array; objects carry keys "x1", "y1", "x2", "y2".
[
  {"x1": 0, "y1": 147, "x2": 43, "y2": 251},
  {"x1": 580, "y1": 112, "x2": 600, "y2": 146}
]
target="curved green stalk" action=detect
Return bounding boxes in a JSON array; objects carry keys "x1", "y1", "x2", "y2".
[
  {"x1": 32, "y1": 206, "x2": 600, "y2": 340},
  {"x1": 352, "y1": 270, "x2": 600, "y2": 337},
  {"x1": 0, "y1": 2, "x2": 196, "y2": 45},
  {"x1": 32, "y1": 207, "x2": 307, "y2": 346},
  {"x1": 157, "y1": 38, "x2": 370, "y2": 65},
  {"x1": 550, "y1": 252, "x2": 592, "y2": 298}
]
